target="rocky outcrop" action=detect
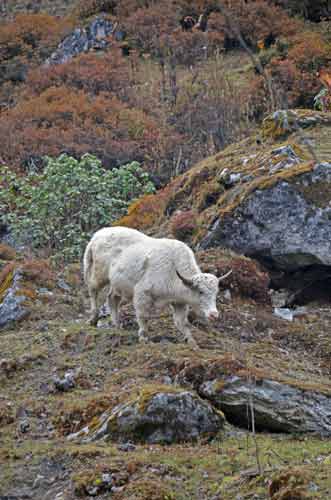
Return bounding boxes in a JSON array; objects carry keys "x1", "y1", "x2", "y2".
[
  {"x1": 201, "y1": 162, "x2": 331, "y2": 272},
  {"x1": 200, "y1": 377, "x2": 331, "y2": 435},
  {"x1": 0, "y1": 257, "x2": 55, "y2": 330},
  {"x1": 176, "y1": 359, "x2": 331, "y2": 435},
  {"x1": 127, "y1": 108, "x2": 331, "y2": 281},
  {"x1": 187, "y1": 109, "x2": 331, "y2": 279},
  {"x1": 46, "y1": 17, "x2": 125, "y2": 65},
  {"x1": 0, "y1": 269, "x2": 30, "y2": 329},
  {"x1": 68, "y1": 387, "x2": 225, "y2": 444},
  {"x1": 261, "y1": 109, "x2": 331, "y2": 140}
]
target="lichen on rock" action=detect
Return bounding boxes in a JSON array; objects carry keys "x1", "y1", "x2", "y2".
[
  {"x1": 68, "y1": 386, "x2": 225, "y2": 444},
  {"x1": 200, "y1": 162, "x2": 331, "y2": 272},
  {"x1": 176, "y1": 357, "x2": 331, "y2": 435}
]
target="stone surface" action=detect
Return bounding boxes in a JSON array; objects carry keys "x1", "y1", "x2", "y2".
[
  {"x1": 199, "y1": 376, "x2": 331, "y2": 435},
  {"x1": 46, "y1": 17, "x2": 125, "y2": 65},
  {"x1": 0, "y1": 270, "x2": 30, "y2": 329},
  {"x1": 262, "y1": 109, "x2": 331, "y2": 140},
  {"x1": 201, "y1": 163, "x2": 331, "y2": 272},
  {"x1": 68, "y1": 389, "x2": 225, "y2": 444},
  {"x1": 53, "y1": 371, "x2": 76, "y2": 392}
]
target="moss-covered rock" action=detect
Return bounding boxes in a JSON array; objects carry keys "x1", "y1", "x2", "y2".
[
  {"x1": 176, "y1": 357, "x2": 331, "y2": 435},
  {"x1": 68, "y1": 386, "x2": 225, "y2": 444},
  {"x1": 200, "y1": 162, "x2": 331, "y2": 272},
  {"x1": 262, "y1": 109, "x2": 331, "y2": 141}
]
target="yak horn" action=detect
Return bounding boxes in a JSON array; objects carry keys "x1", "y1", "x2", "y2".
[
  {"x1": 218, "y1": 269, "x2": 232, "y2": 283},
  {"x1": 176, "y1": 270, "x2": 195, "y2": 288}
]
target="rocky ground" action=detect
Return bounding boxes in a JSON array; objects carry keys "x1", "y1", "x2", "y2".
[{"x1": 0, "y1": 252, "x2": 331, "y2": 500}]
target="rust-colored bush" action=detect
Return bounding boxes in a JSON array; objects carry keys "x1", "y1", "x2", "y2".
[
  {"x1": 0, "y1": 13, "x2": 72, "y2": 62},
  {"x1": 288, "y1": 32, "x2": 330, "y2": 72},
  {"x1": 25, "y1": 49, "x2": 132, "y2": 98},
  {"x1": 200, "y1": 0, "x2": 299, "y2": 51},
  {"x1": 0, "y1": 243, "x2": 17, "y2": 261},
  {"x1": 0, "y1": 86, "x2": 161, "y2": 169},
  {"x1": 197, "y1": 248, "x2": 270, "y2": 304},
  {"x1": 115, "y1": 192, "x2": 167, "y2": 230},
  {"x1": 73, "y1": 0, "x2": 117, "y2": 18},
  {"x1": 170, "y1": 210, "x2": 197, "y2": 241},
  {"x1": 268, "y1": 467, "x2": 312, "y2": 500},
  {"x1": 115, "y1": 177, "x2": 183, "y2": 229},
  {"x1": 20, "y1": 259, "x2": 55, "y2": 288},
  {"x1": 121, "y1": 4, "x2": 178, "y2": 57},
  {"x1": 250, "y1": 29, "x2": 331, "y2": 111}
]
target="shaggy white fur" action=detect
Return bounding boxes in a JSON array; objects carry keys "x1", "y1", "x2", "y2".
[{"x1": 83, "y1": 226, "x2": 231, "y2": 347}]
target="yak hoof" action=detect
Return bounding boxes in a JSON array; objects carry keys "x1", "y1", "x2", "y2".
[
  {"x1": 138, "y1": 331, "x2": 148, "y2": 344},
  {"x1": 184, "y1": 337, "x2": 199, "y2": 350},
  {"x1": 88, "y1": 315, "x2": 99, "y2": 326}
]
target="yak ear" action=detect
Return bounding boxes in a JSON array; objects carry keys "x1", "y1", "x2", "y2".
[
  {"x1": 176, "y1": 270, "x2": 195, "y2": 288},
  {"x1": 218, "y1": 269, "x2": 232, "y2": 285}
]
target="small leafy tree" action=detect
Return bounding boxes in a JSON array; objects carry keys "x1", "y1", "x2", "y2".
[{"x1": 0, "y1": 154, "x2": 155, "y2": 261}]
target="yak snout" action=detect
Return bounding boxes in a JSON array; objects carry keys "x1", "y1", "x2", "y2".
[{"x1": 208, "y1": 310, "x2": 219, "y2": 321}]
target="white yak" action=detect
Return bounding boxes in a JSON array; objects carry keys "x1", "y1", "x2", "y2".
[{"x1": 83, "y1": 226, "x2": 231, "y2": 347}]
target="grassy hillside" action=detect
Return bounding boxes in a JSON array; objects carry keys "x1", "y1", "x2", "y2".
[
  {"x1": 1, "y1": 2, "x2": 331, "y2": 498},
  {"x1": 0, "y1": 250, "x2": 330, "y2": 499}
]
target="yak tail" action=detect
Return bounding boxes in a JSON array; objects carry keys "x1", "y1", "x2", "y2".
[{"x1": 83, "y1": 243, "x2": 93, "y2": 285}]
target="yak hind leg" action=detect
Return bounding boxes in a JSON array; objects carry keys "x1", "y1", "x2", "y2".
[
  {"x1": 107, "y1": 288, "x2": 121, "y2": 328},
  {"x1": 88, "y1": 284, "x2": 100, "y2": 326},
  {"x1": 133, "y1": 291, "x2": 153, "y2": 343},
  {"x1": 172, "y1": 303, "x2": 198, "y2": 349}
]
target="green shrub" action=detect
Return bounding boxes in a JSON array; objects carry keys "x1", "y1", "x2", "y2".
[{"x1": 0, "y1": 154, "x2": 155, "y2": 261}]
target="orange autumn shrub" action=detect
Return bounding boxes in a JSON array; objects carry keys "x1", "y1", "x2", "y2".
[
  {"x1": 0, "y1": 86, "x2": 161, "y2": 169},
  {"x1": 25, "y1": 49, "x2": 132, "y2": 98},
  {"x1": 249, "y1": 28, "x2": 331, "y2": 114},
  {"x1": 0, "y1": 13, "x2": 72, "y2": 62},
  {"x1": 115, "y1": 192, "x2": 167, "y2": 230},
  {"x1": 287, "y1": 31, "x2": 330, "y2": 72}
]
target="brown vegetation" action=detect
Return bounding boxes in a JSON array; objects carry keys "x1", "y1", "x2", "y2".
[
  {"x1": 1, "y1": 0, "x2": 321, "y2": 178},
  {"x1": 170, "y1": 209, "x2": 198, "y2": 241},
  {"x1": 197, "y1": 248, "x2": 271, "y2": 304}
]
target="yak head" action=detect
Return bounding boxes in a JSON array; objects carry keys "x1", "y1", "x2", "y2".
[{"x1": 176, "y1": 269, "x2": 232, "y2": 322}]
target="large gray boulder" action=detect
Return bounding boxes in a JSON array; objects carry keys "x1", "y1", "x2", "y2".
[
  {"x1": 68, "y1": 387, "x2": 225, "y2": 444},
  {"x1": 201, "y1": 163, "x2": 331, "y2": 271},
  {"x1": 200, "y1": 377, "x2": 331, "y2": 435},
  {"x1": 176, "y1": 359, "x2": 331, "y2": 435}
]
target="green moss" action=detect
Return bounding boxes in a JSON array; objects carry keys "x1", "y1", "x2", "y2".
[
  {"x1": 105, "y1": 412, "x2": 119, "y2": 435},
  {"x1": 217, "y1": 161, "x2": 315, "y2": 218},
  {"x1": 0, "y1": 269, "x2": 13, "y2": 302}
]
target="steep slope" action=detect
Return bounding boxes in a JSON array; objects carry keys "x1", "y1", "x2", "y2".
[{"x1": 120, "y1": 109, "x2": 331, "y2": 294}]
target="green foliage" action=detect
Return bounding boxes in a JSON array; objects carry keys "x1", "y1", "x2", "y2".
[{"x1": 0, "y1": 154, "x2": 155, "y2": 261}]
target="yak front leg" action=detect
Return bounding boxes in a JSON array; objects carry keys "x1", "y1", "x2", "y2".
[{"x1": 172, "y1": 303, "x2": 198, "y2": 349}]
